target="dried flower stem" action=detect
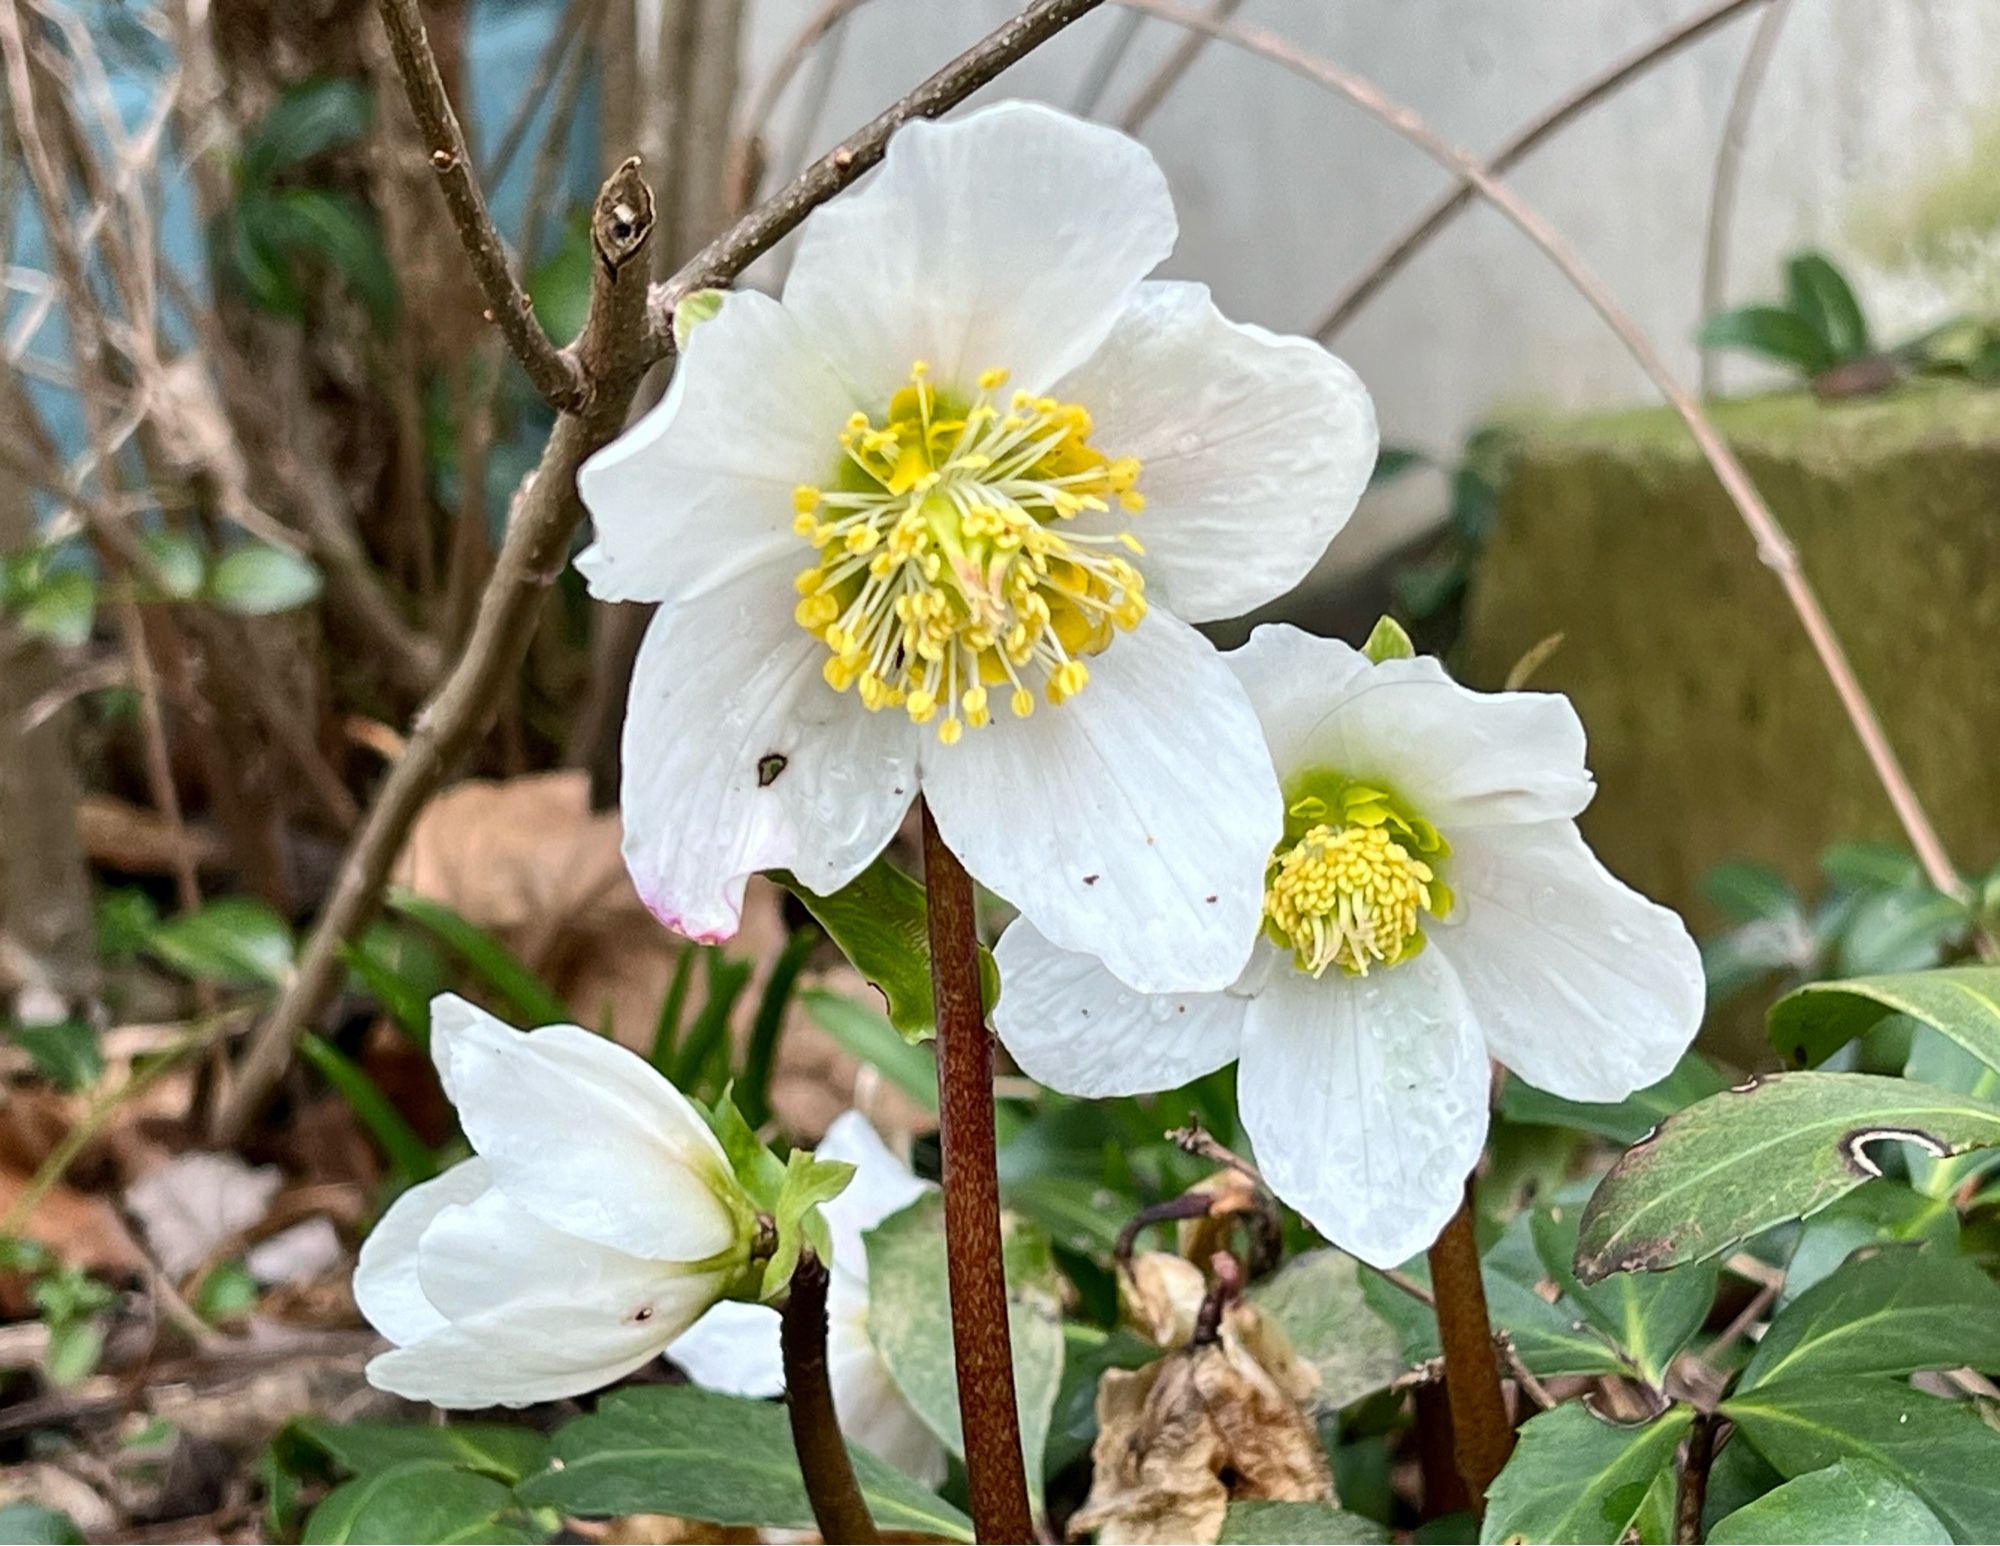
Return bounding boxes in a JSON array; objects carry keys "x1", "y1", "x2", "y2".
[
  {"x1": 782, "y1": 1250, "x2": 881, "y2": 1544},
  {"x1": 921, "y1": 800, "x2": 1033, "y2": 1544},
  {"x1": 1426, "y1": 1192, "x2": 1515, "y2": 1513}
]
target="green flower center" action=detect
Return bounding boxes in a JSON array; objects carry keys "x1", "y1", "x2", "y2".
[{"x1": 1263, "y1": 770, "x2": 1454, "y2": 977}]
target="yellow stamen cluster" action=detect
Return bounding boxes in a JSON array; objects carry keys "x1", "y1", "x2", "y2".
[
  {"x1": 1265, "y1": 822, "x2": 1438, "y2": 978},
  {"x1": 791, "y1": 360, "x2": 1147, "y2": 743}
]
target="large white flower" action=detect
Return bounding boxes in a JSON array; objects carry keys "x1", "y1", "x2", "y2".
[
  {"x1": 666, "y1": 1109, "x2": 945, "y2": 1485},
  {"x1": 576, "y1": 101, "x2": 1376, "y2": 993},
  {"x1": 354, "y1": 996, "x2": 756, "y2": 1407},
  {"x1": 993, "y1": 626, "x2": 1705, "y2": 1269}
]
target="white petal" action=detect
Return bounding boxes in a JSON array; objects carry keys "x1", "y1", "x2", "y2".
[
  {"x1": 1238, "y1": 950, "x2": 1489, "y2": 1269},
  {"x1": 352, "y1": 1158, "x2": 491, "y2": 1348},
  {"x1": 833, "y1": 1313, "x2": 948, "y2": 1486},
  {"x1": 782, "y1": 102, "x2": 1176, "y2": 402},
  {"x1": 1436, "y1": 820, "x2": 1704, "y2": 1102},
  {"x1": 1225, "y1": 624, "x2": 1593, "y2": 828},
  {"x1": 575, "y1": 290, "x2": 862, "y2": 605},
  {"x1": 668, "y1": 1300, "x2": 785, "y2": 1398},
  {"x1": 991, "y1": 916, "x2": 1249, "y2": 1096},
  {"x1": 1054, "y1": 282, "x2": 1376, "y2": 623},
  {"x1": 366, "y1": 1268, "x2": 724, "y2": 1409},
  {"x1": 816, "y1": 1111, "x2": 930, "y2": 1277},
  {"x1": 920, "y1": 609, "x2": 1278, "y2": 993},
  {"x1": 430, "y1": 996, "x2": 739, "y2": 1262},
  {"x1": 619, "y1": 558, "x2": 920, "y2": 944}
]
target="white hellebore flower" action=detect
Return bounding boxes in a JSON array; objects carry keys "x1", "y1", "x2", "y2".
[
  {"x1": 576, "y1": 101, "x2": 1376, "y2": 993},
  {"x1": 354, "y1": 996, "x2": 756, "y2": 1407},
  {"x1": 993, "y1": 626, "x2": 1706, "y2": 1269},
  {"x1": 666, "y1": 1110, "x2": 945, "y2": 1485}
]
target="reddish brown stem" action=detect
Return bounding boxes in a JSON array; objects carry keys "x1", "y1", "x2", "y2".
[
  {"x1": 1426, "y1": 1189, "x2": 1515, "y2": 1515},
  {"x1": 920, "y1": 800, "x2": 1032, "y2": 1544},
  {"x1": 782, "y1": 1250, "x2": 881, "y2": 1545}
]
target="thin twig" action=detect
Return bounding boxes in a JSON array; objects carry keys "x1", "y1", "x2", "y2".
[
  {"x1": 922, "y1": 801, "x2": 1033, "y2": 1543},
  {"x1": 1116, "y1": 0, "x2": 1240, "y2": 131},
  {"x1": 1315, "y1": 0, "x2": 1770, "y2": 341},
  {"x1": 781, "y1": 1250, "x2": 881, "y2": 1544},
  {"x1": 1071, "y1": 9, "x2": 1145, "y2": 115},
  {"x1": 212, "y1": 0, "x2": 1114, "y2": 1144},
  {"x1": 1425, "y1": 1191, "x2": 1515, "y2": 1514},
  {"x1": 1116, "y1": 0, "x2": 1973, "y2": 906},
  {"x1": 1699, "y1": 0, "x2": 1795, "y2": 396},
  {"x1": 376, "y1": 0, "x2": 583, "y2": 409}
]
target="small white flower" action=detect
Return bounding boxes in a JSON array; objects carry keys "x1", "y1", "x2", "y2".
[
  {"x1": 993, "y1": 625, "x2": 1706, "y2": 1269},
  {"x1": 577, "y1": 101, "x2": 1376, "y2": 993},
  {"x1": 667, "y1": 1110, "x2": 945, "y2": 1485},
  {"x1": 354, "y1": 995, "x2": 756, "y2": 1408}
]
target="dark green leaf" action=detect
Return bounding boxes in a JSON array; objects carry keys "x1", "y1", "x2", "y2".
[
  {"x1": 1696, "y1": 305, "x2": 1837, "y2": 374},
  {"x1": 1738, "y1": 1247, "x2": 2000, "y2": 1391},
  {"x1": 1722, "y1": 1378, "x2": 2000, "y2": 1542},
  {"x1": 303, "y1": 1459, "x2": 544, "y2": 1544},
  {"x1": 149, "y1": 897, "x2": 295, "y2": 986},
  {"x1": 206, "y1": 543, "x2": 324, "y2": 615},
  {"x1": 1501, "y1": 1052, "x2": 1727, "y2": 1145},
  {"x1": 286, "y1": 1416, "x2": 548, "y2": 1484},
  {"x1": 242, "y1": 78, "x2": 373, "y2": 182},
  {"x1": 1368, "y1": 445, "x2": 1424, "y2": 486},
  {"x1": 798, "y1": 989, "x2": 937, "y2": 1115},
  {"x1": 1575, "y1": 1073, "x2": 2000, "y2": 1279},
  {"x1": 1220, "y1": 1502, "x2": 1390, "y2": 1544},
  {"x1": 773, "y1": 860, "x2": 997, "y2": 1044},
  {"x1": 1785, "y1": 251, "x2": 1871, "y2": 361},
  {"x1": 1702, "y1": 860, "x2": 1802, "y2": 924},
  {"x1": 1247, "y1": 1249, "x2": 1405, "y2": 1411},
  {"x1": 1046, "y1": 1324, "x2": 1157, "y2": 1477},
  {"x1": 1835, "y1": 888, "x2": 1971, "y2": 977},
  {"x1": 1780, "y1": 1183, "x2": 1958, "y2": 1306},
  {"x1": 516, "y1": 1386, "x2": 971, "y2": 1540},
  {"x1": 738, "y1": 930, "x2": 815, "y2": 1129},
  {"x1": 5, "y1": 1019, "x2": 102, "y2": 1090},
  {"x1": 1480, "y1": 1403, "x2": 1692, "y2": 1545},
  {"x1": 648, "y1": 945, "x2": 699, "y2": 1074},
  {"x1": 386, "y1": 890, "x2": 570, "y2": 1029},
  {"x1": 1708, "y1": 1459, "x2": 1950, "y2": 1545},
  {"x1": 669, "y1": 948, "x2": 751, "y2": 1093},
  {"x1": 1531, "y1": 1202, "x2": 1716, "y2": 1386},
  {"x1": 261, "y1": 189, "x2": 396, "y2": 324},
  {"x1": 1771, "y1": 967, "x2": 2000, "y2": 1074},
  {"x1": 865, "y1": 1192, "x2": 1065, "y2": 1490},
  {"x1": 299, "y1": 1033, "x2": 437, "y2": 1181},
  {"x1": 1821, "y1": 842, "x2": 1922, "y2": 892}
]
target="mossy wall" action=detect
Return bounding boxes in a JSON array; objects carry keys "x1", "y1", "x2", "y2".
[{"x1": 1462, "y1": 382, "x2": 2000, "y2": 932}]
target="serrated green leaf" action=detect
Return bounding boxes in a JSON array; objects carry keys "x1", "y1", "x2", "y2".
[
  {"x1": 1575, "y1": 1073, "x2": 2000, "y2": 1279},
  {"x1": 1246, "y1": 1250, "x2": 1404, "y2": 1412},
  {"x1": 1771, "y1": 967, "x2": 2000, "y2": 1074},
  {"x1": 516, "y1": 1385, "x2": 971, "y2": 1540},
  {"x1": 1785, "y1": 251, "x2": 1871, "y2": 362},
  {"x1": 149, "y1": 897, "x2": 295, "y2": 986},
  {"x1": 1501, "y1": 1052, "x2": 1727, "y2": 1145},
  {"x1": 1531, "y1": 1201, "x2": 1715, "y2": 1387},
  {"x1": 285, "y1": 1416, "x2": 548, "y2": 1485},
  {"x1": 1722, "y1": 1378, "x2": 2000, "y2": 1543},
  {"x1": 1696, "y1": 304, "x2": 1837, "y2": 374},
  {"x1": 1220, "y1": 1501, "x2": 1391, "y2": 1544},
  {"x1": 1739, "y1": 1247, "x2": 2000, "y2": 1391},
  {"x1": 864, "y1": 1192, "x2": 1064, "y2": 1496},
  {"x1": 1360, "y1": 615, "x2": 1414, "y2": 663},
  {"x1": 799, "y1": 990, "x2": 938, "y2": 1114},
  {"x1": 207, "y1": 544, "x2": 323, "y2": 615},
  {"x1": 1708, "y1": 1459, "x2": 1951, "y2": 1545},
  {"x1": 303, "y1": 1460, "x2": 544, "y2": 1544},
  {"x1": 774, "y1": 861, "x2": 996, "y2": 1044},
  {"x1": 1480, "y1": 1403, "x2": 1692, "y2": 1546}
]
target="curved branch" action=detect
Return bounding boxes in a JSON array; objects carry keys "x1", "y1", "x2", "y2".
[
  {"x1": 1116, "y1": 0, "x2": 1970, "y2": 904},
  {"x1": 1315, "y1": 0, "x2": 1771, "y2": 341},
  {"x1": 377, "y1": 0, "x2": 584, "y2": 410}
]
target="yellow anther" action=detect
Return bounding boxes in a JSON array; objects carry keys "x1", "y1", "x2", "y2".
[
  {"x1": 938, "y1": 717, "x2": 963, "y2": 746},
  {"x1": 793, "y1": 485, "x2": 822, "y2": 515},
  {"x1": 911, "y1": 359, "x2": 930, "y2": 378},
  {"x1": 794, "y1": 593, "x2": 839, "y2": 629},
  {"x1": 793, "y1": 511, "x2": 819, "y2": 536},
  {"x1": 822, "y1": 656, "x2": 858, "y2": 692},
  {"x1": 978, "y1": 366, "x2": 1010, "y2": 391},
  {"x1": 1120, "y1": 491, "x2": 1147, "y2": 514},
  {"x1": 794, "y1": 567, "x2": 824, "y2": 595},
  {"x1": 1010, "y1": 687, "x2": 1035, "y2": 719},
  {"x1": 1265, "y1": 822, "x2": 1437, "y2": 978},
  {"x1": 906, "y1": 689, "x2": 938, "y2": 724}
]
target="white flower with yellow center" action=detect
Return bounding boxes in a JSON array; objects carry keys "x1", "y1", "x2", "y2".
[
  {"x1": 666, "y1": 1110, "x2": 946, "y2": 1485},
  {"x1": 992, "y1": 626, "x2": 1706, "y2": 1268},
  {"x1": 354, "y1": 996, "x2": 757, "y2": 1407},
  {"x1": 576, "y1": 101, "x2": 1376, "y2": 992}
]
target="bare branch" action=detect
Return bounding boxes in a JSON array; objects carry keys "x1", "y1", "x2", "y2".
[
  {"x1": 376, "y1": 0, "x2": 583, "y2": 410},
  {"x1": 1116, "y1": 0, "x2": 1240, "y2": 131},
  {"x1": 212, "y1": 0, "x2": 1112, "y2": 1143}
]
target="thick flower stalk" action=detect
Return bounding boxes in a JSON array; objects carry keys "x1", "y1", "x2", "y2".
[
  {"x1": 354, "y1": 996, "x2": 764, "y2": 1407},
  {"x1": 668, "y1": 1110, "x2": 946, "y2": 1484},
  {"x1": 576, "y1": 100, "x2": 1376, "y2": 995},
  {"x1": 993, "y1": 624, "x2": 1706, "y2": 1269}
]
